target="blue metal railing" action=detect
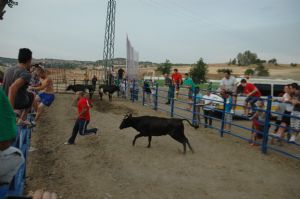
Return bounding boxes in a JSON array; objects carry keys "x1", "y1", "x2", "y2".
[
  {"x1": 124, "y1": 81, "x2": 300, "y2": 160},
  {"x1": 0, "y1": 125, "x2": 32, "y2": 198}
]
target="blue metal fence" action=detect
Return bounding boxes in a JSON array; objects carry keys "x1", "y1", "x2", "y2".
[
  {"x1": 0, "y1": 125, "x2": 32, "y2": 198},
  {"x1": 127, "y1": 81, "x2": 300, "y2": 160}
]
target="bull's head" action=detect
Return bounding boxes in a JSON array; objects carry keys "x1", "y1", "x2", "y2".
[{"x1": 119, "y1": 113, "x2": 133, "y2": 129}]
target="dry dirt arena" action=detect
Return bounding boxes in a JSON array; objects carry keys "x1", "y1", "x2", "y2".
[{"x1": 26, "y1": 94, "x2": 300, "y2": 199}]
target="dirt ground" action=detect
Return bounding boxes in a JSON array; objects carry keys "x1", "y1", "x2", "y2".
[{"x1": 26, "y1": 94, "x2": 300, "y2": 199}]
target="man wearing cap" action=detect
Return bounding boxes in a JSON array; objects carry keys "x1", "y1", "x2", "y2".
[{"x1": 0, "y1": 88, "x2": 24, "y2": 184}]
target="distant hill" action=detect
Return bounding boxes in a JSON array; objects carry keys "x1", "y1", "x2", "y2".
[
  {"x1": 0, "y1": 57, "x2": 163, "y2": 69},
  {"x1": 0, "y1": 56, "x2": 199, "y2": 69}
]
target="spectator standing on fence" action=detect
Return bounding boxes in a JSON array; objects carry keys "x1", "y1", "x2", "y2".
[
  {"x1": 143, "y1": 80, "x2": 152, "y2": 103},
  {"x1": 220, "y1": 70, "x2": 237, "y2": 111},
  {"x1": 108, "y1": 65, "x2": 116, "y2": 85},
  {"x1": 272, "y1": 85, "x2": 292, "y2": 135},
  {"x1": 171, "y1": 69, "x2": 182, "y2": 99},
  {"x1": 91, "y1": 75, "x2": 97, "y2": 91},
  {"x1": 84, "y1": 72, "x2": 89, "y2": 86},
  {"x1": 249, "y1": 99, "x2": 266, "y2": 146},
  {"x1": 0, "y1": 88, "x2": 25, "y2": 184},
  {"x1": 30, "y1": 67, "x2": 55, "y2": 122},
  {"x1": 118, "y1": 68, "x2": 125, "y2": 81},
  {"x1": 202, "y1": 90, "x2": 214, "y2": 128},
  {"x1": 290, "y1": 83, "x2": 300, "y2": 142},
  {"x1": 120, "y1": 80, "x2": 126, "y2": 98},
  {"x1": 183, "y1": 73, "x2": 196, "y2": 110},
  {"x1": 221, "y1": 90, "x2": 233, "y2": 132},
  {"x1": 272, "y1": 84, "x2": 293, "y2": 140},
  {"x1": 240, "y1": 79, "x2": 261, "y2": 117},
  {"x1": 30, "y1": 64, "x2": 41, "y2": 89},
  {"x1": 164, "y1": 73, "x2": 174, "y2": 105},
  {"x1": 3, "y1": 48, "x2": 35, "y2": 126},
  {"x1": 65, "y1": 91, "x2": 98, "y2": 145},
  {"x1": 0, "y1": 71, "x2": 3, "y2": 86}
]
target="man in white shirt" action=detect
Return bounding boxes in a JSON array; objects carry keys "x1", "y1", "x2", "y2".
[{"x1": 220, "y1": 70, "x2": 237, "y2": 93}]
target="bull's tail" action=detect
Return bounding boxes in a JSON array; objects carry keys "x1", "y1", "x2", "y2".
[{"x1": 182, "y1": 119, "x2": 199, "y2": 129}]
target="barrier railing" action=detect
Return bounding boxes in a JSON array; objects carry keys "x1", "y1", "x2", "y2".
[
  {"x1": 125, "y1": 81, "x2": 300, "y2": 160},
  {"x1": 0, "y1": 123, "x2": 33, "y2": 198}
]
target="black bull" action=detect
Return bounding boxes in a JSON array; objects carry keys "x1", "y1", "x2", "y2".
[
  {"x1": 66, "y1": 84, "x2": 94, "y2": 98},
  {"x1": 119, "y1": 114, "x2": 199, "y2": 154},
  {"x1": 99, "y1": 84, "x2": 120, "y2": 101}
]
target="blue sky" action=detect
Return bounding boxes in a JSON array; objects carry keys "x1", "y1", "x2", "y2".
[{"x1": 0, "y1": 0, "x2": 299, "y2": 63}]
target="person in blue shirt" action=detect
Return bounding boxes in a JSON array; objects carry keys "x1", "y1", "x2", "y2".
[
  {"x1": 194, "y1": 87, "x2": 203, "y2": 125},
  {"x1": 183, "y1": 73, "x2": 195, "y2": 110},
  {"x1": 221, "y1": 90, "x2": 233, "y2": 132}
]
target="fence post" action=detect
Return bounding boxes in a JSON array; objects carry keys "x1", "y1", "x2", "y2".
[
  {"x1": 142, "y1": 81, "x2": 145, "y2": 106},
  {"x1": 132, "y1": 80, "x2": 135, "y2": 103},
  {"x1": 220, "y1": 97, "x2": 227, "y2": 137},
  {"x1": 170, "y1": 85, "x2": 175, "y2": 117},
  {"x1": 56, "y1": 78, "x2": 58, "y2": 93},
  {"x1": 154, "y1": 83, "x2": 158, "y2": 110},
  {"x1": 262, "y1": 96, "x2": 272, "y2": 154},
  {"x1": 73, "y1": 79, "x2": 76, "y2": 85},
  {"x1": 192, "y1": 87, "x2": 197, "y2": 126}
]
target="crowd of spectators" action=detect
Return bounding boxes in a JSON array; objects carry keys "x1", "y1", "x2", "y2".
[{"x1": 0, "y1": 48, "x2": 56, "y2": 197}]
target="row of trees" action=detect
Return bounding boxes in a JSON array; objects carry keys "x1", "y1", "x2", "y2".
[
  {"x1": 156, "y1": 55, "x2": 271, "y2": 84},
  {"x1": 229, "y1": 50, "x2": 278, "y2": 66},
  {"x1": 156, "y1": 58, "x2": 208, "y2": 83}
]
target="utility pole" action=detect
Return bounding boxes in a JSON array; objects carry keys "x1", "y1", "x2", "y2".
[{"x1": 103, "y1": 0, "x2": 116, "y2": 85}]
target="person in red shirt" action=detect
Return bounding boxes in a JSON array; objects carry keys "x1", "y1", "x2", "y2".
[
  {"x1": 65, "y1": 91, "x2": 98, "y2": 145},
  {"x1": 240, "y1": 79, "x2": 262, "y2": 116},
  {"x1": 171, "y1": 69, "x2": 182, "y2": 99}
]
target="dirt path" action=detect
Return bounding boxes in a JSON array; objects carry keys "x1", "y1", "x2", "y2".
[{"x1": 26, "y1": 94, "x2": 300, "y2": 199}]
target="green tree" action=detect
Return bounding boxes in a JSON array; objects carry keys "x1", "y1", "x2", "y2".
[
  {"x1": 190, "y1": 58, "x2": 208, "y2": 83},
  {"x1": 156, "y1": 59, "x2": 172, "y2": 75},
  {"x1": 255, "y1": 63, "x2": 269, "y2": 76},
  {"x1": 268, "y1": 58, "x2": 277, "y2": 65},
  {"x1": 237, "y1": 50, "x2": 257, "y2": 66},
  {"x1": 244, "y1": 68, "x2": 255, "y2": 76},
  {"x1": 217, "y1": 68, "x2": 232, "y2": 74},
  {"x1": 231, "y1": 58, "x2": 237, "y2": 65},
  {"x1": 290, "y1": 63, "x2": 297, "y2": 67}
]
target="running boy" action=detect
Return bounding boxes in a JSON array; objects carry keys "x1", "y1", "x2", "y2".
[{"x1": 65, "y1": 91, "x2": 98, "y2": 145}]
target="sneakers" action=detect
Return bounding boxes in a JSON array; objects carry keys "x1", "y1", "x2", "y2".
[
  {"x1": 270, "y1": 133, "x2": 280, "y2": 138},
  {"x1": 64, "y1": 142, "x2": 74, "y2": 145},
  {"x1": 289, "y1": 135, "x2": 297, "y2": 143}
]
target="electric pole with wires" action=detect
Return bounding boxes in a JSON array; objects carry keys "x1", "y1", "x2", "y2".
[{"x1": 102, "y1": 0, "x2": 116, "y2": 85}]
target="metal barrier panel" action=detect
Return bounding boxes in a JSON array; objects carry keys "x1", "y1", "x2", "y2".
[
  {"x1": 0, "y1": 125, "x2": 32, "y2": 197},
  {"x1": 126, "y1": 81, "x2": 300, "y2": 160}
]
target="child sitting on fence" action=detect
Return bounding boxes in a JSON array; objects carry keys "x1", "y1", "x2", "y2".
[
  {"x1": 221, "y1": 90, "x2": 233, "y2": 132},
  {"x1": 249, "y1": 99, "x2": 266, "y2": 146}
]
